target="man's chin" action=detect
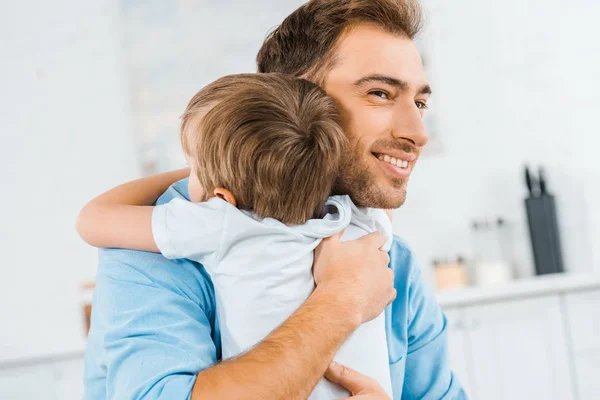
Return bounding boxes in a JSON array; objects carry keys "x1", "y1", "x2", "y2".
[
  {"x1": 370, "y1": 178, "x2": 408, "y2": 209},
  {"x1": 379, "y1": 189, "x2": 407, "y2": 209},
  {"x1": 348, "y1": 185, "x2": 407, "y2": 209},
  {"x1": 333, "y1": 168, "x2": 408, "y2": 208}
]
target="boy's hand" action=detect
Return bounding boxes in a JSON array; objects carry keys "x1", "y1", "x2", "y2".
[
  {"x1": 324, "y1": 362, "x2": 391, "y2": 399},
  {"x1": 313, "y1": 231, "x2": 395, "y2": 327}
]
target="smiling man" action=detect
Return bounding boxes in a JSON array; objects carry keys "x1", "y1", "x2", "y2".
[
  {"x1": 84, "y1": 1, "x2": 467, "y2": 399},
  {"x1": 324, "y1": 30, "x2": 431, "y2": 209}
]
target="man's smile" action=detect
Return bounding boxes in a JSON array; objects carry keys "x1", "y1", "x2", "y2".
[{"x1": 372, "y1": 151, "x2": 416, "y2": 179}]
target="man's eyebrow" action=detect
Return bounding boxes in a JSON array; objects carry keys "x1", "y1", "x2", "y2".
[
  {"x1": 353, "y1": 74, "x2": 408, "y2": 89},
  {"x1": 353, "y1": 74, "x2": 432, "y2": 95},
  {"x1": 418, "y1": 84, "x2": 432, "y2": 96}
]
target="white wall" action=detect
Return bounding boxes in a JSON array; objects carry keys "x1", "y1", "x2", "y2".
[
  {"x1": 394, "y1": 0, "x2": 600, "y2": 281},
  {"x1": 1, "y1": 0, "x2": 598, "y2": 364},
  {"x1": 120, "y1": 0, "x2": 600, "y2": 284},
  {"x1": 0, "y1": 0, "x2": 139, "y2": 362},
  {"x1": 120, "y1": 0, "x2": 305, "y2": 174}
]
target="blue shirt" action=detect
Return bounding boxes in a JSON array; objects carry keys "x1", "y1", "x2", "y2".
[{"x1": 84, "y1": 179, "x2": 467, "y2": 400}]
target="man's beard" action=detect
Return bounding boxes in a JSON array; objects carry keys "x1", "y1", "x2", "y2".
[{"x1": 332, "y1": 142, "x2": 408, "y2": 209}]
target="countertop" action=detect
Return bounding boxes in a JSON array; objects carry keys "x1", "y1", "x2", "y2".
[{"x1": 436, "y1": 272, "x2": 600, "y2": 308}]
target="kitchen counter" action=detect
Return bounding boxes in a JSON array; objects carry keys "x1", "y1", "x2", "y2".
[{"x1": 436, "y1": 272, "x2": 600, "y2": 308}]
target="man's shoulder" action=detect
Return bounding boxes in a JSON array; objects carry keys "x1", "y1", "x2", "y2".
[
  {"x1": 389, "y1": 235, "x2": 420, "y2": 282},
  {"x1": 389, "y1": 235, "x2": 413, "y2": 257},
  {"x1": 156, "y1": 177, "x2": 190, "y2": 205},
  {"x1": 96, "y1": 248, "x2": 216, "y2": 317},
  {"x1": 94, "y1": 178, "x2": 215, "y2": 308}
]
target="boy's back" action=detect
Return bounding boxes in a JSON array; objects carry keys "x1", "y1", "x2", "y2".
[{"x1": 152, "y1": 193, "x2": 394, "y2": 398}]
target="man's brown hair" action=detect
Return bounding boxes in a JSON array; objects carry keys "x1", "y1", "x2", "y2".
[
  {"x1": 181, "y1": 73, "x2": 347, "y2": 225},
  {"x1": 256, "y1": 0, "x2": 423, "y2": 82}
]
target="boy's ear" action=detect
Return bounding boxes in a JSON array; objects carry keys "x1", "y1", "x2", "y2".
[{"x1": 213, "y1": 188, "x2": 237, "y2": 207}]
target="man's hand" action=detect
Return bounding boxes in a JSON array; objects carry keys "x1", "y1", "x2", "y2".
[
  {"x1": 189, "y1": 231, "x2": 395, "y2": 400},
  {"x1": 324, "y1": 362, "x2": 391, "y2": 399},
  {"x1": 313, "y1": 231, "x2": 395, "y2": 326}
]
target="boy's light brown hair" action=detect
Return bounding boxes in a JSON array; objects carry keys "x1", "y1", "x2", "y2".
[
  {"x1": 180, "y1": 73, "x2": 347, "y2": 225},
  {"x1": 256, "y1": 0, "x2": 423, "y2": 82}
]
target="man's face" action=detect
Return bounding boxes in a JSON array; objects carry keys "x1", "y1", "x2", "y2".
[{"x1": 323, "y1": 24, "x2": 431, "y2": 209}]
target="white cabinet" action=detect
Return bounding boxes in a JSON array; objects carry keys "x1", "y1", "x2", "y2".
[
  {"x1": 445, "y1": 296, "x2": 573, "y2": 400},
  {"x1": 565, "y1": 290, "x2": 600, "y2": 400},
  {"x1": 0, "y1": 357, "x2": 84, "y2": 400},
  {"x1": 0, "y1": 364, "x2": 56, "y2": 400},
  {"x1": 445, "y1": 308, "x2": 476, "y2": 398},
  {"x1": 466, "y1": 296, "x2": 573, "y2": 400},
  {"x1": 54, "y1": 358, "x2": 84, "y2": 400}
]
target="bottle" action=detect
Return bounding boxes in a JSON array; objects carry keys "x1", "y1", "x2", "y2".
[{"x1": 471, "y1": 218, "x2": 514, "y2": 286}]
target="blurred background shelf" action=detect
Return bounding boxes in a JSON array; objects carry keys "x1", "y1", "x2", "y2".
[{"x1": 437, "y1": 272, "x2": 600, "y2": 308}]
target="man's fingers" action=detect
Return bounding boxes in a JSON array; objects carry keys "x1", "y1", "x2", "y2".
[
  {"x1": 324, "y1": 361, "x2": 370, "y2": 395},
  {"x1": 316, "y1": 229, "x2": 343, "y2": 256},
  {"x1": 361, "y1": 231, "x2": 386, "y2": 249},
  {"x1": 381, "y1": 250, "x2": 391, "y2": 265},
  {"x1": 331, "y1": 229, "x2": 345, "y2": 240},
  {"x1": 387, "y1": 288, "x2": 397, "y2": 306},
  {"x1": 321, "y1": 229, "x2": 344, "y2": 245}
]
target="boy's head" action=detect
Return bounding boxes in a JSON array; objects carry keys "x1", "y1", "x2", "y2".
[
  {"x1": 257, "y1": 0, "x2": 430, "y2": 210},
  {"x1": 180, "y1": 73, "x2": 347, "y2": 225}
]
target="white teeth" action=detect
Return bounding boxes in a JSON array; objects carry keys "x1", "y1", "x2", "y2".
[{"x1": 377, "y1": 154, "x2": 409, "y2": 169}]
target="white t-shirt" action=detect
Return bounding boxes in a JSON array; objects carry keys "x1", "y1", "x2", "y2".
[{"x1": 152, "y1": 195, "x2": 394, "y2": 399}]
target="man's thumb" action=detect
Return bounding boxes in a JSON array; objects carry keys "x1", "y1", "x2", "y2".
[
  {"x1": 330, "y1": 229, "x2": 345, "y2": 241},
  {"x1": 324, "y1": 361, "x2": 364, "y2": 395}
]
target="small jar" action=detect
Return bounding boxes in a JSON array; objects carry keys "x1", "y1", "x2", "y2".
[{"x1": 434, "y1": 257, "x2": 469, "y2": 291}]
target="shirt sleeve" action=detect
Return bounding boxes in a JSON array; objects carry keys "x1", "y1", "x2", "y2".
[
  {"x1": 389, "y1": 239, "x2": 468, "y2": 400},
  {"x1": 85, "y1": 247, "x2": 221, "y2": 400},
  {"x1": 152, "y1": 198, "x2": 226, "y2": 264},
  {"x1": 402, "y1": 266, "x2": 468, "y2": 399}
]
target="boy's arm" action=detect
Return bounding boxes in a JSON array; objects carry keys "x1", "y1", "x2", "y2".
[{"x1": 75, "y1": 169, "x2": 189, "y2": 252}]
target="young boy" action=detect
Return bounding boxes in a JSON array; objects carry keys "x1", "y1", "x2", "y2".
[{"x1": 77, "y1": 73, "x2": 394, "y2": 399}]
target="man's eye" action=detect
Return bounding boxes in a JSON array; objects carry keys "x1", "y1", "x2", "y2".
[
  {"x1": 369, "y1": 90, "x2": 389, "y2": 99},
  {"x1": 416, "y1": 101, "x2": 429, "y2": 110}
]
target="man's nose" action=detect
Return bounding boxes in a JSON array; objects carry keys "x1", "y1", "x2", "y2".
[{"x1": 391, "y1": 104, "x2": 429, "y2": 147}]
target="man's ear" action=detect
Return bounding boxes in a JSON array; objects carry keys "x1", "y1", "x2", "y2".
[{"x1": 213, "y1": 188, "x2": 237, "y2": 207}]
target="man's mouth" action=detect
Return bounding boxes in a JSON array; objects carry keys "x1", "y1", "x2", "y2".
[
  {"x1": 373, "y1": 151, "x2": 416, "y2": 179},
  {"x1": 373, "y1": 150, "x2": 416, "y2": 168},
  {"x1": 375, "y1": 153, "x2": 409, "y2": 169}
]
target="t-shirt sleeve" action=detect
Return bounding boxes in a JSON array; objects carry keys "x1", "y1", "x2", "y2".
[{"x1": 152, "y1": 197, "x2": 226, "y2": 264}]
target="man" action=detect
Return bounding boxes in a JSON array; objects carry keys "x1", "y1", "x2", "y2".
[{"x1": 84, "y1": 0, "x2": 467, "y2": 399}]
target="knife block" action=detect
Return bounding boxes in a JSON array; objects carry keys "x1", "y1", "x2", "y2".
[{"x1": 525, "y1": 193, "x2": 564, "y2": 275}]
